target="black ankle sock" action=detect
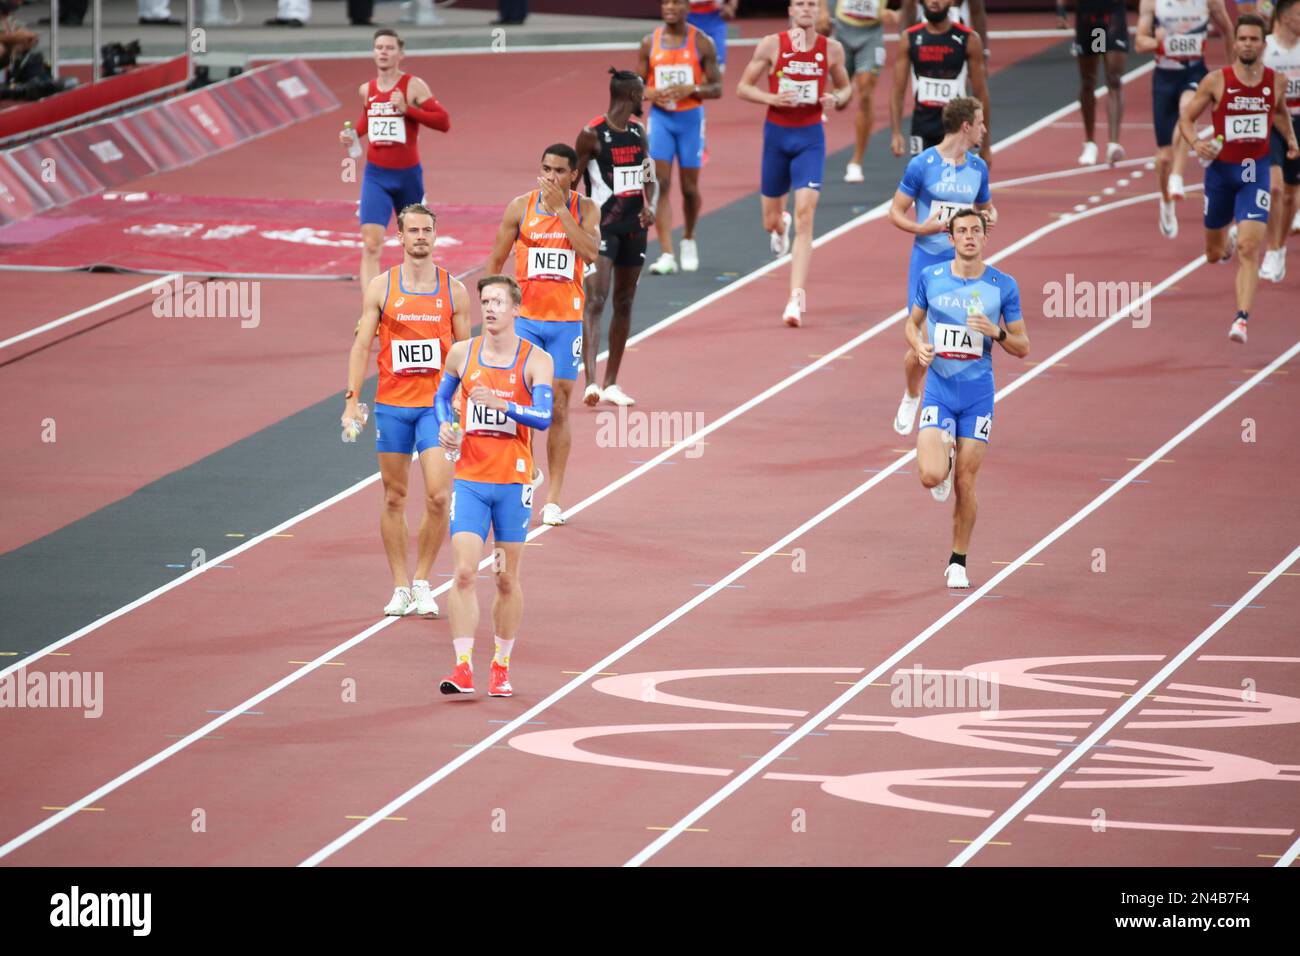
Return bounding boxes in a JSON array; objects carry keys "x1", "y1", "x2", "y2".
[
  {"x1": 949, "y1": 552, "x2": 967, "y2": 567},
  {"x1": 1236, "y1": 310, "x2": 1249, "y2": 322}
]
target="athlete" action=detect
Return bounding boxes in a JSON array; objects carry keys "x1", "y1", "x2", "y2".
[
  {"x1": 1055, "y1": 0, "x2": 1129, "y2": 165},
  {"x1": 737, "y1": 0, "x2": 852, "y2": 328},
  {"x1": 899, "y1": 0, "x2": 990, "y2": 50},
  {"x1": 340, "y1": 29, "x2": 451, "y2": 299},
  {"x1": 576, "y1": 68, "x2": 660, "y2": 408},
  {"x1": 905, "y1": 208, "x2": 1029, "y2": 590},
  {"x1": 640, "y1": 0, "x2": 724, "y2": 275},
  {"x1": 1177, "y1": 13, "x2": 1300, "y2": 342},
  {"x1": 434, "y1": 276, "x2": 555, "y2": 698},
  {"x1": 485, "y1": 144, "x2": 601, "y2": 526},
  {"x1": 1136, "y1": 0, "x2": 1233, "y2": 239},
  {"x1": 342, "y1": 203, "x2": 471, "y2": 617},
  {"x1": 687, "y1": 0, "x2": 740, "y2": 71},
  {"x1": 817, "y1": 0, "x2": 902, "y2": 183},
  {"x1": 890, "y1": 0, "x2": 992, "y2": 172},
  {"x1": 888, "y1": 96, "x2": 997, "y2": 435},
  {"x1": 1260, "y1": 0, "x2": 1300, "y2": 281}
]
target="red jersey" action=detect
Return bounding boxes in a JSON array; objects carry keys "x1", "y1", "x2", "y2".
[
  {"x1": 376, "y1": 264, "x2": 456, "y2": 407},
  {"x1": 362, "y1": 74, "x2": 421, "y2": 170},
  {"x1": 1212, "y1": 66, "x2": 1276, "y2": 164},
  {"x1": 767, "y1": 31, "x2": 829, "y2": 128},
  {"x1": 456, "y1": 336, "x2": 536, "y2": 485},
  {"x1": 690, "y1": 1, "x2": 721, "y2": 12}
]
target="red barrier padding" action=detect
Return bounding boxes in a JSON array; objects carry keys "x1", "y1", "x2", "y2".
[
  {"x1": 0, "y1": 157, "x2": 53, "y2": 226},
  {"x1": 59, "y1": 125, "x2": 159, "y2": 186},
  {"x1": 118, "y1": 106, "x2": 216, "y2": 170},
  {"x1": 6, "y1": 137, "x2": 106, "y2": 205}
]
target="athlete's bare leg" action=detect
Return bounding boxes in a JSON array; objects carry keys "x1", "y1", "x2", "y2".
[
  {"x1": 1103, "y1": 50, "x2": 1126, "y2": 146},
  {"x1": 545, "y1": 378, "x2": 575, "y2": 507},
  {"x1": 1265, "y1": 168, "x2": 1297, "y2": 254},
  {"x1": 851, "y1": 70, "x2": 879, "y2": 166},
  {"x1": 903, "y1": 348, "x2": 925, "y2": 399},
  {"x1": 582, "y1": 256, "x2": 613, "y2": 392},
  {"x1": 1233, "y1": 219, "x2": 1267, "y2": 313},
  {"x1": 489, "y1": 541, "x2": 526, "y2": 641},
  {"x1": 448, "y1": 531, "x2": 485, "y2": 639},
  {"x1": 1077, "y1": 54, "x2": 1100, "y2": 145},
  {"x1": 413, "y1": 449, "x2": 454, "y2": 581},
  {"x1": 760, "y1": 193, "x2": 788, "y2": 235},
  {"x1": 654, "y1": 159, "x2": 676, "y2": 258},
  {"x1": 360, "y1": 223, "x2": 386, "y2": 292},
  {"x1": 1167, "y1": 90, "x2": 1196, "y2": 193},
  {"x1": 916, "y1": 425, "x2": 950, "y2": 490},
  {"x1": 378, "y1": 451, "x2": 415, "y2": 588},
  {"x1": 951, "y1": 438, "x2": 988, "y2": 555},
  {"x1": 605, "y1": 264, "x2": 641, "y2": 387},
  {"x1": 789, "y1": 186, "x2": 820, "y2": 296},
  {"x1": 680, "y1": 167, "x2": 702, "y2": 241}
]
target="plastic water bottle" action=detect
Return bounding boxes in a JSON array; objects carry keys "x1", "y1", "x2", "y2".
[
  {"x1": 966, "y1": 290, "x2": 982, "y2": 318},
  {"x1": 343, "y1": 121, "x2": 363, "y2": 160},
  {"x1": 444, "y1": 422, "x2": 463, "y2": 463},
  {"x1": 341, "y1": 403, "x2": 368, "y2": 443},
  {"x1": 1198, "y1": 134, "x2": 1224, "y2": 168}
]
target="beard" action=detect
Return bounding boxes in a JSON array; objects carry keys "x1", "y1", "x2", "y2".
[
  {"x1": 923, "y1": 5, "x2": 950, "y2": 24},
  {"x1": 632, "y1": 99, "x2": 644, "y2": 117},
  {"x1": 1238, "y1": 50, "x2": 1258, "y2": 65},
  {"x1": 407, "y1": 245, "x2": 430, "y2": 258}
]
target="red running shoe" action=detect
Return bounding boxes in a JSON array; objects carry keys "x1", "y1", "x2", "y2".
[
  {"x1": 488, "y1": 662, "x2": 513, "y2": 698},
  {"x1": 439, "y1": 661, "x2": 474, "y2": 695}
]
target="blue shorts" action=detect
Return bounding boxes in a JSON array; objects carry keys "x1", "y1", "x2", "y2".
[
  {"x1": 648, "y1": 105, "x2": 706, "y2": 169},
  {"x1": 374, "y1": 402, "x2": 441, "y2": 455},
  {"x1": 515, "y1": 315, "x2": 581, "y2": 381},
  {"x1": 1270, "y1": 116, "x2": 1300, "y2": 186},
  {"x1": 1203, "y1": 156, "x2": 1273, "y2": 230},
  {"x1": 1152, "y1": 64, "x2": 1206, "y2": 148},
  {"x1": 687, "y1": 9, "x2": 728, "y2": 65},
  {"x1": 451, "y1": 478, "x2": 534, "y2": 543},
  {"x1": 359, "y1": 162, "x2": 425, "y2": 228},
  {"x1": 761, "y1": 121, "x2": 825, "y2": 198},
  {"x1": 908, "y1": 244, "x2": 955, "y2": 312},
  {"x1": 919, "y1": 374, "x2": 995, "y2": 443}
]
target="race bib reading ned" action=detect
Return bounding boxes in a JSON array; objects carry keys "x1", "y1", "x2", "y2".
[
  {"x1": 466, "y1": 400, "x2": 517, "y2": 435},
  {"x1": 527, "y1": 246, "x2": 576, "y2": 281},
  {"x1": 934, "y1": 322, "x2": 983, "y2": 360},
  {"x1": 390, "y1": 338, "x2": 441, "y2": 373}
]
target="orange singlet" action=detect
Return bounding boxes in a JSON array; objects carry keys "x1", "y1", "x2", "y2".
[
  {"x1": 376, "y1": 264, "x2": 456, "y2": 407},
  {"x1": 514, "y1": 189, "x2": 585, "y2": 324},
  {"x1": 647, "y1": 26, "x2": 704, "y2": 112},
  {"x1": 456, "y1": 336, "x2": 536, "y2": 485}
]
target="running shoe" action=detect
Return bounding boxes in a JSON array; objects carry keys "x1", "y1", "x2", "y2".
[
  {"x1": 1077, "y1": 141, "x2": 1098, "y2": 166},
  {"x1": 1292, "y1": 209, "x2": 1300, "y2": 233},
  {"x1": 1228, "y1": 317, "x2": 1248, "y2": 344},
  {"x1": 679, "y1": 238, "x2": 699, "y2": 272},
  {"x1": 648, "y1": 252, "x2": 678, "y2": 275},
  {"x1": 439, "y1": 661, "x2": 474, "y2": 695},
  {"x1": 771, "y1": 211, "x2": 792, "y2": 257},
  {"x1": 601, "y1": 383, "x2": 636, "y2": 406},
  {"x1": 783, "y1": 294, "x2": 802, "y2": 328},
  {"x1": 383, "y1": 586, "x2": 417, "y2": 616},
  {"x1": 583, "y1": 383, "x2": 603, "y2": 406},
  {"x1": 1158, "y1": 198, "x2": 1178, "y2": 239},
  {"x1": 411, "y1": 580, "x2": 440, "y2": 618},
  {"x1": 1167, "y1": 173, "x2": 1185, "y2": 200},
  {"x1": 844, "y1": 162, "x2": 865, "y2": 183},
  {"x1": 1106, "y1": 142, "x2": 1125, "y2": 166},
  {"x1": 541, "y1": 503, "x2": 566, "y2": 526},
  {"x1": 931, "y1": 441, "x2": 954, "y2": 503},
  {"x1": 944, "y1": 563, "x2": 970, "y2": 589},
  {"x1": 1275, "y1": 246, "x2": 1288, "y2": 281},
  {"x1": 488, "y1": 662, "x2": 513, "y2": 698},
  {"x1": 1259, "y1": 249, "x2": 1282, "y2": 282},
  {"x1": 893, "y1": 391, "x2": 920, "y2": 436}
]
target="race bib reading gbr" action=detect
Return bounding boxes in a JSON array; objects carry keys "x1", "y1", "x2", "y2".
[
  {"x1": 466, "y1": 400, "x2": 517, "y2": 436},
  {"x1": 390, "y1": 338, "x2": 441, "y2": 374},
  {"x1": 527, "y1": 246, "x2": 576, "y2": 281},
  {"x1": 1162, "y1": 32, "x2": 1204, "y2": 59},
  {"x1": 1225, "y1": 113, "x2": 1268, "y2": 142},
  {"x1": 368, "y1": 114, "x2": 407, "y2": 144},
  {"x1": 933, "y1": 322, "x2": 983, "y2": 360}
]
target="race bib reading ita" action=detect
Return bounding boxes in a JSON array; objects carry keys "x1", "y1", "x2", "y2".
[
  {"x1": 527, "y1": 246, "x2": 575, "y2": 281},
  {"x1": 778, "y1": 76, "x2": 820, "y2": 105},
  {"x1": 933, "y1": 322, "x2": 983, "y2": 360},
  {"x1": 839, "y1": 0, "x2": 880, "y2": 19},
  {"x1": 368, "y1": 114, "x2": 407, "y2": 144},
  {"x1": 613, "y1": 163, "x2": 645, "y2": 197},
  {"x1": 1163, "y1": 32, "x2": 1204, "y2": 59},
  {"x1": 390, "y1": 338, "x2": 441, "y2": 373},
  {"x1": 914, "y1": 74, "x2": 960, "y2": 107},
  {"x1": 466, "y1": 400, "x2": 517, "y2": 436},
  {"x1": 1225, "y1": 113, "x2": 1268, "y2": 142}
]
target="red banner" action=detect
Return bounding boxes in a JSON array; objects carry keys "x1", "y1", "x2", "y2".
[{"x1": 0, "y1": 158, "x2": 53, "y2": 226}]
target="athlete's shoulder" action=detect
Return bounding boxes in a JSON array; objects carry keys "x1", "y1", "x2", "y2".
[
  {"x1": 586, "y1": 114, "x2": 607, "y2": 131},
  {"x1": 953, "y1": 21, "x2": 974, "y2": 35},
  {"x1": 966, "y1": 151, "x2": 989, "y2": 171},
  {"x1": 983, "y1": 264, "x2": 1018, "y2": 287},
  {"x1": 905, "y1": 22, "x2": 928, "y2": 35}
]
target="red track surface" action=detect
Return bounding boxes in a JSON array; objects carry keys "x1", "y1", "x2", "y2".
[{"x1": 2, "y1": 38, "x2": 1297, "y2": 867}]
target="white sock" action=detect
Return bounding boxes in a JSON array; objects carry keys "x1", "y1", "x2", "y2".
[
  {"x1": 412, "y1": 579, "x2": 430, "y2": 591},
  {"x1": 453, "y1": 637, "x2": 474, "y2": 670},
  {"x1": 493, "y1": 637, "x2": 515, "y2": 667}
]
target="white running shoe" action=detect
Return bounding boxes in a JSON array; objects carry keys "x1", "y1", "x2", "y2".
[
  {"x1": 1077, "y1": 141, "x2": 1098, "y2": 166},
  {"x1": 1259, "y1": 249, "x2": 1282, "y2": 282},
  {"x1": 1167, "y1": 173, "x2": 1185, "y2": 199},
  {"x1": 648, "y1": 252, "x2": 678, "y2": 275},
  {"x1": 1276, "y1": 246, "x2": 1288, "y2": 281},
  {"x1": 411, "y1": 580, "x2": 440, "y2": 618},
  {"x1": 944, "y1": 562, "x2": 970, "y2": 589},
  {"x1": 782, "y1": 294, "x2": 802, "y2": 328},
  {"x1": 679, "y1": 238, "x2": 699, "y2": 272},
  {"x1": 383, "y1": 586, "x2": 416, "y2": 616},
  {"x1": 844, "y1": 162, "x2": 865, "y2": 183},
  {"x1": 1229, "y1": 317, "x2": 1248, "y2": 344},
  {"x1": 1107, "y1": 142, "x2": 1125, "y2": 166},
  {"x1": 931, "y1": 441, "x2": 954, "y2": 503},
  {"x1": 893, "y1": 391, "x2": 920, "y2": 435},
  {"x1": 771, "y1": 211, "x2": 792, "y2": 257},
  {"x1": 541, "y1": 502, "x2": 566, "y2": 526},
  {"x1": 601, "y1": 383, "x2": 636, "y2": 406},
  {"x1": 583, "y1": 383, "x2": 603, "y2": 406},
  {"x1": 1158, "y1": 198, "x2": 1178, "y2": 239}
]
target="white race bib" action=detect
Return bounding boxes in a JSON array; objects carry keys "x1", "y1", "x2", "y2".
[
  {"x1": 933, "y1": 322, "x2": 983, "y2": 360},
  {"x1": 390, "y1": 338, "x2": 441, "y2": 373},
  {"x1": 930, "y1": 200, "x2": 965, "y2": 225},
  {"x1": 778, "y1": 76, "x2": 820, "y2": 105},
  {"x1": 466, "y1": 399, "x2": 517, "y2": 436},
  {"x1": 367, "y1": 114, "x2": 407, "y2": 144},
  {"x1": 613, "y1": 163, "x2": 645, "y2": 197},
  {"x1": 914, "y1": 74, "x2": 960, "y2": 107},
  {"x1": 654, "y1": 63, "x2": 692, "y2": 109},
  {"x1": 1225, "y1": 112, "x2": 1268, "y2": 142},
  {"x1": 526, "y1": 245, "x2": 576, "y2": 281},
  {"x1": 1163, "y1": 32, "x2": 1204, "y2": 59},
  {"x1": 1285, "y1": 74, "x2": 1300, "y2": 108},
  {"x1": 839, "y1": 0, "x2": 880, "y2": 19}
]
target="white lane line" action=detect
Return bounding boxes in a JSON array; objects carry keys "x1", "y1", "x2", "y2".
[
  {"x1": 953, "y1": 541, "x2": 1300, "y2": 867},
  {"x1": 629, "y1": 336, "x2": 1300, "y2": 868},
  {"x1": 0, "y1": 273, "x2": 181, "y2": 352}
]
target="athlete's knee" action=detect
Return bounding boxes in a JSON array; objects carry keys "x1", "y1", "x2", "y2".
[
  {"x1": 586, "y1": 287, "x2": 609, "y2": 314},
  {"x1": 383, "y1": 485, "x2": 408, "y2": 512},
  {"x1": 551, "y1": 396, "x2": 571, "y2": 427},
  {"x1": 954, "y1": 467, "x2": 979, "y2": 500},
  {"x1": 918, "y1": 458, "x2": 946, "y2": 488},
  {"x1": 680, "y1": 183, "x2": 702, "y2": 206},
  {"x1": 453, "y1": 562, "x2": 478, "y2": 590},
  {"x1": 1238, "y1": 234, "x2": 1262, "y2": 261},
  {"x1": 1105, "y1": 71, "x2": 1123, "y2": 90},
  {"x1": 425, "y1": 487, "x2": 449, "y2": 517},
  {"x1": 494, "y1": 568, "x2": 519, "y2": 597},
  {"x1": 763, "y1": 209, "x2": 784, "y2": 232},
  {"x1": 794, "y1": 204, "x2": 815, "y2": 233}
]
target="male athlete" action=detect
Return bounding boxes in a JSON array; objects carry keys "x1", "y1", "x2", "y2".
[
  {"x1": 339, "y1": 28, "x2": 450, "y2": 299},
  {"x1": 1055, "y1": 0, "x2": 1129, "y2": 165},
  {"x1": 1260, "y1": 0, "x2": 1300, "y2": 281},
  {"x1": 888, "y1": 96, "x2": 997, "y2": 434},
  {"x1": 641, "y1": 0, "x2": 723, "y2": 275},
  {"x1": 435, "y1": 276, "x2": 555, "y2": 698},
  {"x1": 688, "y1": 0, "x2": 739, "y2": 71},
  {"x1": 899, "y1": 0, "x2": 989, "y2": 49},
  {"x1": 485, "y1": 145, "x2": 601, "y2": 526},
  {"x1": 576, "y1": 69, "x2": 660, "y2": 407},
  {"x1": 342, "y1": 203, "x2": 471, "y2": 617},
  {"x1": 818, "y1": 0, "x2": 901, "y2": 183},
  {"x1": 905, "y1": 208, "x2": 1029, "y2": 589},
  {"x1": 737, "y1": 0, "x2": 852, "y2": 327},
  {"x1": 890, "y1": 0, "x2": 992, "y2": 172},
  {"x1": 1136, "y1": 0, "x2": 1233, "y2": 239},
  {"x1": 1178, "y1": 13, "x2": 1300, "y2": 342}
]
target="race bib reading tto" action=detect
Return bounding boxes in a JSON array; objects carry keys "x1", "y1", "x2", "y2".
[
  {"x1": 934, "y1": 322, "x2": 983, "y2": 360},
  {"x1": 527, "y1": 246, "x2": 576, "y2": 281},
  {"x1": 1225, "y1": 113, "x2": 1268, "y2": 142},
  {"x1": 466, "y1": 400, "x2": 517, "y2": 435},
  {"x1": 914, "y1": 74, "x2": 960, "y2": 107},
  {"x1": 613, "y1": 163, "x2": 645, "y2": 197},
  {"x1": 390, "y1": 338, "x2": 441, "y2": 374},
  {"x1": 368, "y1": 114, "x2": 407, "y2": 144}
]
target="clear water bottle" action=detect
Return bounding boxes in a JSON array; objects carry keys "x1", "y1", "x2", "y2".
[
  {"x1": 341, "y1": 402, "x2": 368, "y2": 443},
  {"x1": 343, "y1": 121, "x2": 363, "y2": 160},
  {"x1": 444, "y1": 422, "x2": 463, "y2": 463},
  {"x1": 1198, "y1": 134, "x2": 1224, "y2": 168},
  {"x1": 966, "y1": 290, "x2": 982, "y2": 318}
]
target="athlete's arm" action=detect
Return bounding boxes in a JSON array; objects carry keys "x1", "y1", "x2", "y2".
[
  {"x1": 472, "y1": 347, "x2": 555, "y2": 430},
  {"x1": 485, "y1": 195, "x2": 524, "y2": 276},
  {"x1": 823, "y1": 39, "x2": 854, "y2": 111},
  {"x1": 343, "y1": 274, "x2": 386, "y2": 424},
  {"x1": 815, "y1": 3, "x2": 832, "y2": 36},
  {"x1": 1275, "y1": 85, "x2": 1300, "y2": 159},
  {"x1": 434, "y1": 348, "x2": 464, "y2": 428},
  {"x1": 552, "y1": 193, "x2": 601, "y2": 264},
  {"x1": 1134, "y1": 0, "x2": 1158, "y2": 54},
  {"x1": 889, "y1": 32, "x2": 911, "y2": 154},
  {"x1": 693, "y1": 32, "x2": 724, "y2": 100},
  {"x1": 900, "y1": 0, "x2": 917, "y2": 30},
  {"x1": 641, "y1": 158, "x2": 660, "y2": 227},
  {"x1": 399, "y1": 77, "x2": 451, "y2": 132},
  {"x1": 575, "y1": 126, "x2": 598, "y2": 195},
  {"x1": 970, "y1": 277, "x2": 1029, "y2": 359},
  {"x1": 904, "y1": 304, "x2": 935, "y2": 367},
  {"x1": 638, "y1": 34, "x2": 666, "y2": 108},
  {"x1": 1208, "y1": 0, "x2": 1233, "y2": 62},
  {"x1": 969, "y1": 0, "x2": 989, "y2": 53},
  {"x1": 966, "y1": 36, "x2": 993, "y2": 169},
  {"x1": 1177, "y1": 72, "x2": 1221, "y2": 158},
  {"x1": 448, "y1": 277, "x2": 472, "y2": 341},
  {"x1": 737, "y1": 34, "x2": 791, "y2": 107},
  {"x1": 344, "y1": 82, "x2": 368, "y2": 145}
]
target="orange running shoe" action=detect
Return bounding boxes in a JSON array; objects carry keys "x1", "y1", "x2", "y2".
[
  {"x1": 439, "y1": 661, "x2": 474, "y2": 695},
  {"x1": 488, "y1": 662, "x2": 513, "y2": 698}
]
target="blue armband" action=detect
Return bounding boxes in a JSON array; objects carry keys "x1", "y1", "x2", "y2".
[
  {"x1": 505, "y1": 384, "x2": 553, "y2": 431},
  {"x1": 435, "y1": 372, "x2": 460, "y2": 426}
]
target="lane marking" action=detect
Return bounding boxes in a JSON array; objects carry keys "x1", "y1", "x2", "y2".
[{"x1": 0, "y1": 273, "x2": 181, "y2": 352}]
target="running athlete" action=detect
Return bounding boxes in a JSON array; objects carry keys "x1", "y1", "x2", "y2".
[
  {"x1": 576, "y1": 69, "x2": 660, "y2": 408},
  {"x1": 342, "y1": 203, "x2": 471, "y2": 617},
  {"x1": 640, "y1": 0, "x2": 724, "y2": 275},
  {"x1": 888, "y1": 96, "x2": 997, "y2": 434},
  {"x1": 1260, "y1": 0, "x2": 1300, "y2": 281},
  {"x1": 1178, "y1": 13, "x2": 1300, "y2": 342},
  {"x1": 687, "y1": 0, "x2": 740, "y2": 71},
  {"x1": 1137, "y1": 0, "x2": 1233, "y2": 239},
  {"x1": 817, "y1": 0, "x2": 901, "y2": 183},
  {"x1": 339, "y1": 29, "x2": 451, "y2": 299},
  {"x1": 905, "y1": 208, "x2": 1029, "y2": 590},
  {"x1": 737, "y1": 0, "x2": 852, "y2": 328},
  {"x1": 485, "y1": 144, "x2": 600, "y2": 526},
  {"x1": 434, "y1": 276, "x2": 555, "y2": 698},
  {"x1": 1055, "y1": 0, "x2": 1129, "y2": 165},
  {"x1": 890, "y1": 0, "x2": 992, "y2": 172}
]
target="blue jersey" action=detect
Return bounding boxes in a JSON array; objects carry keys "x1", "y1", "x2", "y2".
[
  {"x1": 915, "y1": 261, "x2": 1022, "y2": 388},
  {"x1": 898, "y1": 148, "x2": 990, "y2": 256}
]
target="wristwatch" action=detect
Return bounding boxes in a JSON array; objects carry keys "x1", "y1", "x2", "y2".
[{"x1": 996, "y1": 328, "x2": 1007, "y2": 343}]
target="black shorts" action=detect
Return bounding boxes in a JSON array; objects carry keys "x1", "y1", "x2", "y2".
[
  {"x1": 1073, "y1": 5, "x2": 1129, "y2": 57},
  {"x1": 1270, "y1": 116, "x2": 1300, "y2": 186},
  {"x1": 599, "y1": 228, "x2": 647, "y2": 269},
  {"x1": 910, "y1": 106, "x2": 944, "y2": 155}
]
